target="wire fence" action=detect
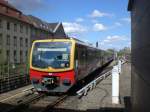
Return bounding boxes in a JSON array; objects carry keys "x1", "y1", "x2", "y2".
[{"x1": 0, "y1": 63, "x2": 30, "y2": 93}]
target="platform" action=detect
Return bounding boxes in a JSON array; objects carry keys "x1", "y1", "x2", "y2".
[{"x1": 55, "y1": 62, "x2": 131, "y2": 112}]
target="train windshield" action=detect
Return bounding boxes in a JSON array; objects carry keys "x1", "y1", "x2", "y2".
[{"x1": 32, "y1": 42, "x2": 71, "y2": 69}]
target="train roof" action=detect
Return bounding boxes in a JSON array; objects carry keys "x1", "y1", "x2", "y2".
[
  {"x1": 32, "y1": 38, "x2": 101, "y2": 50},
  {"x1": 70, "y1": 37, "x2": 101, "y2": 50}
]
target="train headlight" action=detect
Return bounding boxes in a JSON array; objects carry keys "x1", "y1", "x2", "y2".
[{"x1": 63, "y1": 79, "x2": 71, "y2": 86}]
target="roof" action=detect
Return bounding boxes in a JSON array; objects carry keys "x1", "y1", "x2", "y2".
[
  {"x1": 0, "y1": 0, "x2": 30, "y2": 24},
  {"x1": 27, "y1": 15, "x2": 47, "y2": 30},
  {"x1": 0, "y1": 0, "x2": 21, "y2": 13},
  {"x1": 48, "y1": 23, "x2": 62, "y2": 33},
  {"x1": 27, "y1": 15, "x2": 54, "y2": 33},
  {"x1": 27, "y1": 15, "x2": 63, "y2": 33},
  {"x1": 0, "y1": 0, "x2": 66, "y2": 35},
  {"x1": 128, "y1": 0, "x2": 134, "y2": 11},
  {"x1": 70, "y1": 37, "x2": 97, "y2": 49},
  {"x1": 47, "y1": 23, "x2": 58, "y2": 31}
]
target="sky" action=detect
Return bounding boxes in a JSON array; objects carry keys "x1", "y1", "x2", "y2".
[{"x1": 8, "y1": 0, "x2": 131, "y2": 50}]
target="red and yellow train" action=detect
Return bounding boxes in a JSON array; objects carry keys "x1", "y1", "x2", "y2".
[{"x1": 29, "y1": 38, "x2": 113, "y2": 93}]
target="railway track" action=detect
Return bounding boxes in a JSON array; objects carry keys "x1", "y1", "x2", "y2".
[
  {"x1": 35, "y1": 95, "x2": 68, "y2": 112},
  {"x1": 1, "y1": 93, "x2": 68, "y2": 112},
  {"x1": 12, "y1": 94, "x2": 68, "y2": 112},
  {"x1": 1, "y1": 91, "x2": 68, "y2": 112},
  {"x1": 2, "y1": 93, "x2": 45, "y2": 112}
]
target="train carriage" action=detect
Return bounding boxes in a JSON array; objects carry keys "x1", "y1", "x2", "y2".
[{"x1": 29, "y1": 38, "x2": 113, "y2": 93}]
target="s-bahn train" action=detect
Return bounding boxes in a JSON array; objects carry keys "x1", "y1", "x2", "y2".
[{"x1": 29, "y1": 38, "x2": 113, "y2": 93}]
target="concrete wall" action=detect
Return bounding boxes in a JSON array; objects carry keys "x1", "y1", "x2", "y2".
[{"x1": 130, "y1": 0, "x2": 150, "y2": 111}]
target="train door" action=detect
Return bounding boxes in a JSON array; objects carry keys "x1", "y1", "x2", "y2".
[
  {"x1": 74, "y1": 45, "x2": 78, "y2": 80},
  {"x1": 76, "y1": 44, "x2": 87, "y2": 80},
  {"x1": 82, "y1": 46, "x2": 87, "y2": 78}
]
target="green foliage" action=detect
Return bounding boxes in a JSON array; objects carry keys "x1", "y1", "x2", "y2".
[
  {"x1": 118, "y1": 47, "x2": 131, "y2": 60},
  {"x1": 106, "y1": 49, "x2": 115, "y2": 56}
]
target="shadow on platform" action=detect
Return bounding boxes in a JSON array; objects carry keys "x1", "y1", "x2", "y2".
[
  {"x1": 49, "y1": 108, "x2": 124, "y2": 112},
  {"x1": 0, "y1": 96, "x2": 131, "y2": 112}
]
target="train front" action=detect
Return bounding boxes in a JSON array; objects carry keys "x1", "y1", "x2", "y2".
[{"x1": 29, "y1": 39, "x2": 75, "y2": 93}]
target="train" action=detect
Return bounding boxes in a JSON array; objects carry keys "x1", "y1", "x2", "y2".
[{"x1": 29, "y1": 38, "x2": 113, "y2": 93}]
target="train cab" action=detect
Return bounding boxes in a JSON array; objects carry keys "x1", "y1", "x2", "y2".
[{"x1": 30, "y1": 39, "x2": 76, "y2": 92}]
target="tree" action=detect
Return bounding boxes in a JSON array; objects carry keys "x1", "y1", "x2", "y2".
[{"x1": 118, "y1": 47, "x2": 131, "y2": 60}]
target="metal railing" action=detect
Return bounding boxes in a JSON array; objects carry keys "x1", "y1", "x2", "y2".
[
  {"x1": 76, "y1": 70, "x2": 111, "y2": 97},
  {"x1": 0, "y1": 63, "x2": 30, "y2": 93}
]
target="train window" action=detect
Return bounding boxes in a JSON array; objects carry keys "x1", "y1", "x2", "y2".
[{"x1": 32, "y1": 42, "x2": 71, "y2": 69}]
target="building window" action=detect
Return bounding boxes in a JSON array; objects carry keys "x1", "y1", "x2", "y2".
[
  {"x1": 26, "y1": 26, "x2": 28, "y2": 34},
  {"x1": 14, "y1": 36, "x2": 17, "y2": 46},
  {"x1": 0, "y1": 34, "x2": 2, "y2": 45},
  {"x1": 0, "y1": 19, "x2": 2, "y2": 28},
  {"x1": 7, "y1": 22, "x2": 10, "y2": 30},
  {"x1": 6, "y1": 35, "x2": 10, "y2": 46},
  {"x1": 14, "y1": 50, "x2": 17, "y2": 63},
  {"x1": 25, "y1": 38, "x2": 28, "y2": 47},
  {"x1": 20, "y1": 37, "x2": 23, "y2": 47},
  {"x1": 20, "y1": 24, "x2": 23, "y2": 33},
  {"x1": 25, "y1": 51, "x2": 28, "y2": 61},
  {"x1": 25, "y1": 51, "x2": 28, "y2": 57},
  {"x1": 6, "y1": 50, "x2": 10, "y2": 63},
  {"x1": 14, "y1": 23, "x2": 17, "y2": 32},
  {"x1": 20, "y1": 50, "x2": 23, "y2": 63}
]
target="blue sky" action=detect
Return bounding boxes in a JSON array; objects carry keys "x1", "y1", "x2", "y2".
[{"x1": 9, "y1": 0, "x2": 131, "y2": 50}]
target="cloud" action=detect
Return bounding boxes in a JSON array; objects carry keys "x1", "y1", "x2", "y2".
[
  {"x1": 100, "y1": 35, "x2": 127, "y2": 45},
  {"x1": 99, "y1": 35, "x2": 129, "y2": 50},
  {"x1": 63, "y1": 22, "x2": 87, "y2": 34},
  {"x1": 108, "y1": 22, "x2": 122, "y2": 29},
  {"x1": 121, "y1": 17, "x2": 131, "y2": 23},
  {"x1": 8, "y1": 0, "x2": 49, "y2": 13},
  {"x1": 76, "y1": 18, "x2": 84, "y2": 22},
  {"x1": 90, "y1": 9, "x2": 113, "y2": 18},
  {"x1": 114, "y1": 22, "x2": 122, "y2": 27},
  {"x1": 93, "y1": 23, "x2": 107, "y2": 31},
  {"x1": 92, "y1": 21, "x2": 122, "y2": 32}
]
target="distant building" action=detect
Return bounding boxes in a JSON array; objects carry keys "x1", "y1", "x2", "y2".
[{"x1": 0, "y1": 0, "x2": 31, "y2": 64}]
